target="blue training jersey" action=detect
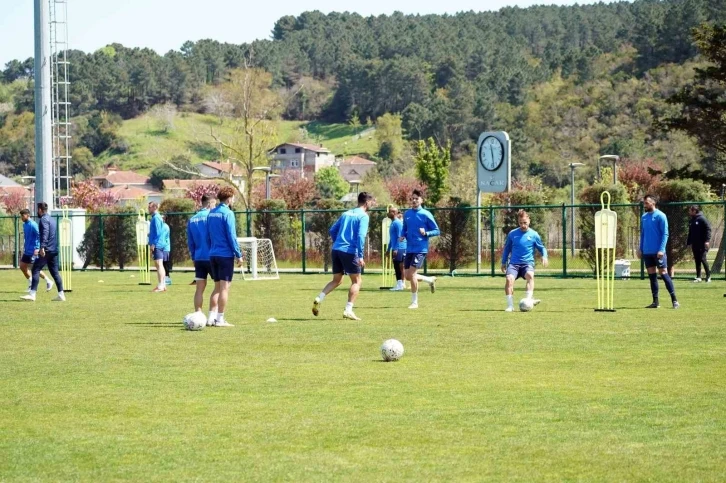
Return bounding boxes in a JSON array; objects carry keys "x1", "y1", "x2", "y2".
[
  {"x1": 330, "y1": 207, "x2": 369, "y2": 259},
  {"x1": 402, "y1": 207, "x2": 440, "y2": 254},
  {"x1": 187, "y1": 208, "x2": 211, "y2": 261},
  {"x1": 640, "y1": 209, "x2": 668, "y2": 254},
  {"x1": 23, "y1": 219, "x2": 40, "y2": 256},
  {"x1": 148, "y1": 212, "x2": 164, "y2": 247},
  {"x1": 158, "y1": 223, "x2": 171, "y2": 251},
  {"x1": 207, "y1": 203, "x2": 242, "y2": 259},
  {"x1": 501, "y1": 228, "x2": 547, "y2": 266},
  {"x1": 388, "y1": 218, "x2": 406, "y2": 252}
]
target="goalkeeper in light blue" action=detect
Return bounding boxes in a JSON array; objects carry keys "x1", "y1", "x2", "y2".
[{"x1": 500, "y1": 210, "x2": 548, "y2": 312}]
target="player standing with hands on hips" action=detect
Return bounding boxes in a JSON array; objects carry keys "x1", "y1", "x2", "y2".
[
  {"x1": 312, "y1": 192, "x2": 375, "y2": 321},
  {"x1": 639, "y1": 194, "x2": 679, "y2": 308},
  {"x1": 501, "y1": 210, "x2": 548, "y2": 312},
  {"x1": 400, "y1": 189, "x2": 439, "y2": 309}
]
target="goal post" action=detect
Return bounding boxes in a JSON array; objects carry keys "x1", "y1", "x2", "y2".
[{"x1": 236, "y1": 237, "x2": 280, "y2": 280}]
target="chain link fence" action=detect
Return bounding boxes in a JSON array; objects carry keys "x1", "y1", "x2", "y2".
[{"x1": 1, "y1": 201, "x2": 724, "y2": 280}]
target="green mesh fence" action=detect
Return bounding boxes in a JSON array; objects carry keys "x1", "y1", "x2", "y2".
[{"x1": 1, "y1": 201, "x2": 724, "y2": 280}]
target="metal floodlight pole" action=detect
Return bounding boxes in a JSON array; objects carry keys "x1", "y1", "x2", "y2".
[
  {"x1": 34, "y1": 0, "x2": 54, "y2": 209},
  {"x1": 569, "y1": 163, "x2": 585, "y2": 257},
  {"x1": 266, "y1": 174, "x2": 280, "y2": 200},
  {"x1": 252, "y1": 166, "x2": 272, "y2": 200}
]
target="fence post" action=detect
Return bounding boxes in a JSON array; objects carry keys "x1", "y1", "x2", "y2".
[
  {"x1": 100, "y1": 214, "x2": 105, "y2": 272},
  {"x1": 301, "y1": 209, "x2": 306, "y2": 274},
  {"x1": 13, "y1": 215, "x2": 19, "y2": 269},
  {"x1": 246, "y1": 209, "x2": 252, "y2": 238},
  {"x1": 562, "y1": 203, "x2": 567, "y2": 278},
  {"x1": 489, "y1": 205, "x2": 495, "y2": 276},
  {"x1": 639, "y1": 202, "x2": 644, "y2": 280}
]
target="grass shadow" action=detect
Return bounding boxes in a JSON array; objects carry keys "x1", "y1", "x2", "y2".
[{"x1": 186, "y1": 141, "x2": 219, "y2": 160}]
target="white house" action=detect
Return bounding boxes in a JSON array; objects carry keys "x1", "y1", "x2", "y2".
[
  {"x1": 195, "y1": 161, "x2": 245, "y2": 192},
  {"x1": 337, "y1": 156, "x2": 377, "y2": 183},
  {"x1": 269, "y1": 143, "x2": 336, "y2": 177}
]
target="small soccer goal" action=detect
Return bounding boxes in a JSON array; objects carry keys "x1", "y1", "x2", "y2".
[{"x1": 236, "y1": 237, "x2": 280, "y2": 281}]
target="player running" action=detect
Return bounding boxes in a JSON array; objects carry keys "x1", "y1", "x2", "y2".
[
  {"x1": 501, "y1": 209, "x2": 548, "y2": 312},
  {"x1": 400, "y1": 189, "x2": 439, "y2": 309},
  {"x1": 312, "y1": 192, "x2": 375, "y2": 321}
]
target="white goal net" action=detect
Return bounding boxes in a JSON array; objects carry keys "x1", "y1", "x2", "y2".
[{"x1": 237, "y1": 237, "x2": 280, "y2": 280}]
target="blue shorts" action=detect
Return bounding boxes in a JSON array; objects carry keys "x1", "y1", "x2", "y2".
[
  {"x1": 404, "y1": 253, "x2": 426, "y2": 269},
  {"x1": 153, "y1": 248, "x2": 169, "y2": 261},
  {"x1": 194, "y1": 260, "x2": 212, "y2": 281},
  {"x1": 20, "y1": 254, "x2": 35, "y2": 264},
  {"x1": 210, "y1": 256, "x2": 235, "y2": 282},
  {"x1": 332, "y1": 249, "x2": 360, "y2": 275},
  {"x1": 392, "y1": 250, "x2": 405, "y2": 263},
  {"x1": 643, "y1": 254, "x2": 667, "y2": 270},
  {"x1": 506, "y1": 263, "x2": 534, "y2": 280}
]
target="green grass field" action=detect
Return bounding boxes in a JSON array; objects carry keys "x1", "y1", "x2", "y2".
[{"x1": 1, "y1": 271, "x2": 725, "y2": 481}]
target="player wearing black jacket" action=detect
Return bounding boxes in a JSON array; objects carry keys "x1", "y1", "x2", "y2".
[{"x1": 686, "y1": 205, "x2": 712, "y2": 282}]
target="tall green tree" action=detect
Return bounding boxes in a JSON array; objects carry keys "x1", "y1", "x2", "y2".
[
  {"x1": 314, "y1": 166, "x2": 349, "y2": 200},
  {"x1": 414, "y1": 138, "x2": 451, "y2": 206},
  {"x1": 660, "y1": 23, "x2": 726, "y2": 173}
]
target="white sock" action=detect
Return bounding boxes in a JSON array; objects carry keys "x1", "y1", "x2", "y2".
[
  {"x1": 317, "y1": 292, "x2": 326, "y2": 302},
  {"x1": 345, "y1": 302, "x2": 353, "y2": 312},
  {"x1": 417, "y1": 275, "x2": 433, "y2": 284},
  {"x1": 526, "y1": 291, "x2": 533, "y2": 299},
  {"x1": 58, "y1": 291, "x2": 64, "y2": 296},
  {"x1": 208, "y1": 311, "x2": 217, "y2": 323},
  {"x1": 412, "y1": 292, "x2": 418, "y2": 304},
  {"x1": 46, "y1": 279, "x2": 52, "y2": 287},
  {"x1": 507, "y1": 295, "x2": 513, "y2": 308},
  {"x1": 217, "y1": 312, "x2": 224, "y2": 322},
  {"x1": 29, "y1": 290, "x2": 36, "y2": 296}
]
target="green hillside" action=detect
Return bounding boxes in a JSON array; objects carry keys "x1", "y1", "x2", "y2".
[{"x1": 96, "y1": 114, "x2": 378, "y2": 174}]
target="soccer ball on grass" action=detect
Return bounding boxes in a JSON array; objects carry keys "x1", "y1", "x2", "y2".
[
  {"x1": 519, "y1": 298, "x2": 535, "y2": 312},
  {"x1": 183, "y1": 312, "x2": 206, "y2": 331},
  {"x1": 381, "y1": 339, "x2": 404, "y2": 362}
]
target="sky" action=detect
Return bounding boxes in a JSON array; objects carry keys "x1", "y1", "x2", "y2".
[{"x1": 0, "y1": 0, "x2": 607, "y2": 66}]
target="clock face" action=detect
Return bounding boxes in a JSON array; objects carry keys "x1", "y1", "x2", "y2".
[{"x1": 479, "y1": 136, "x2": 504, "y2": 171}]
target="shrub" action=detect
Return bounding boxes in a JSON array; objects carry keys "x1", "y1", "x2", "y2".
[
  {"x1": 254, "y1": 199, "x2": 289, "y2": 255},
  {"x1": 652, "y1": 179, "x2": 712, "y2": 272},
  {"x1": 578, "y1": 183, "x2": 632, "y2": 272},
  {"x1": 160, "y1": 198, "x2": 196, "y2": 265},
  {"x1": 434, "y1": 197, "x2": 476, "y2": 273}
]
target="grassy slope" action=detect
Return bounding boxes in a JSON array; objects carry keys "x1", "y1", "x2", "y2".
[
  {"x1": 96, "y1": 114, "x2": 378, "y2": 174},
  {"x1": 0, "y1": 272, "x2": 724, "y2": 481}
]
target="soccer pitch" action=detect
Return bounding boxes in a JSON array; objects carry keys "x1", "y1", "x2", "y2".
[{"x1": 1, "y1": 271, "x2": 724, "y2": 481}]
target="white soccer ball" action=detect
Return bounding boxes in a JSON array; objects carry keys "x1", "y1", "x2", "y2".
[
  {"x1": 519, "y1": 298, "x2": 535, "y2": 312},
  {"x1": 381, "y1": 339, "x2": 404, "y2": 362},
  {"x1": 183, "y1": 312, "x2": 206, "y2": 331}
]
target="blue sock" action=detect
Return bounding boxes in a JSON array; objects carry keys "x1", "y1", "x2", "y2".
[
  {"x1": 648, "y1": 273, "x2": 659, "y2": 303},
  {"x1": 661, "y1": 273, "x2": 677, "y2": 302}
]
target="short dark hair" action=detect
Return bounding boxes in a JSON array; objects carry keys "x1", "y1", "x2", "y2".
[
  {"x1": 689, "y1": 204, "x2": 701, "y2": 213},
  {"x1": 148, "y1": 201, "x2": 158, "y2": 210},
  {"x1": 37, "y1": 202, "x2": 48, "y2": 212},
  {"x1": 19, "y1": 209, "x2": 30, "y2": 216},
  {"x1": 643, "y1": 194, "x2": 657, "y2": 203},
  {"x1": 357, "y1": 192, "x2": 373, "y2": 205},
  {"x1": 412, "y1": 189, "x2": 423, "y2": 198},
  {"x1": 201, "y1": 194, "x2": 210, "y2": 205}
]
